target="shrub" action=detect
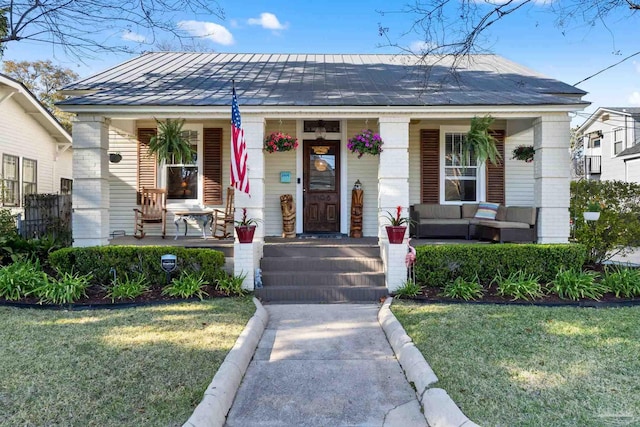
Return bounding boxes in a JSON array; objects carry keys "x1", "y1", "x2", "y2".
[
  {"x1": 0, "y1": 258, "x2": 48, "y2": 300},
  {"x1": 442, "y1": 276, "x2": 484, "y2": 300},
  {"x1": 163, "y1": 272, "x2": 209, "y2": 300},
  {"x1": 600, "y1": 266, "x2": 640, "y2": 298},
  {"x1": 414, "y1": 244, "x2": 586, "y2": 287},
  {"x1": 32, "y1": 271, "x2": 92, "y2": 304},
  {"x1": 393, "y1": 279, "x2": 423, "y2": 299},
  {"x1": 49, "y1": 246, "x2": 225, "y2": 286},
  {"x1": 0, "y1": 234, "x2": 68, "y2": 267},
  {"x1": 106, "y1": 273, "x2": 150, "y2": 302},
  {"x1": 493, "y1": 271, "x2": 543, "y2": 301},
  {"x1": 0, "y1": 209, "x2": 18, "y2": 237},
  {"x1": 549, "y1": 268, "x2": 604, "y2": 301},
  {"x1": 570, "y1": 180, "x2": 640, "y2": 265},
  {"x1": 216, "y1": 273, "x2": 250, "y2": 297}
]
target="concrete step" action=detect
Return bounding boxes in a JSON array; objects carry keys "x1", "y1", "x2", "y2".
[
  {"x1": 260, "y1": 257, "x2": 383, "y2": 272},
  {"x1": 261, "y1": 271, "x2": 386, "y2": 288},
  {"x1": 255, "y1": 285, "x2": 388, "y2": 303},
  {"x1": 263, "y1": 245, "x2": 380, "y2": 258}
]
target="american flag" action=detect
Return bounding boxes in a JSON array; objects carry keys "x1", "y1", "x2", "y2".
[{"x1": 230, "y1": 86, "x2": 249, "y2": 195}]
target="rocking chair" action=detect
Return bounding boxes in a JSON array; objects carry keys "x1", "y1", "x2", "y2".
[
  {"x1": 133, "y1": 188, "x2": 167, "y2": 239},
  {"x1": 212, "y1": 187, "x2": 234, "y2": 239}
]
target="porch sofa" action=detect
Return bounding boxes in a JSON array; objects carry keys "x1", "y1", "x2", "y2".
[{"x1": 409, "y1": 203, "x2": 538, "y2": 243}]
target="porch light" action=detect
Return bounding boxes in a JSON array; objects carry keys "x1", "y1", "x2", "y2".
[{"x1": 315, "y1": 120, "x2": 327, "y2": 140}]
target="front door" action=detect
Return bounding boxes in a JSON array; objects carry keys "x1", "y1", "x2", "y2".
[{"x1": 303, "y1": 140, "x2": 340, "y2": 233}]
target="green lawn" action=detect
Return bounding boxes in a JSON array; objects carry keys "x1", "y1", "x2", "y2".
[
  {"x1": 0, "y1": 298, "x2": 254, "y2": 427},
  {"x1": 392, "y1": 302, "x2": 640, "y2": 427}
]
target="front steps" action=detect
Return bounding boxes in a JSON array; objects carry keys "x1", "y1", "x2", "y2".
[{"x1": 255, "y1": 242, "x2": 388, "y2": 303}]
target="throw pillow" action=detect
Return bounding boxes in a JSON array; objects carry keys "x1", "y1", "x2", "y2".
[{"x1": 474, "y1": 202, "x2": 500, "y2": 220}]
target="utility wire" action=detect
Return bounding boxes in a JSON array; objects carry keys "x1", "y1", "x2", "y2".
[{"x1": 574, "y1": 50, "x2": 640, "y2": 86}]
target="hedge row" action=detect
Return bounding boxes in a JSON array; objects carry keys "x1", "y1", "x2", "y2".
[
  {"x1": 414, "y1": 244, "x2": 587, "y2": 287},
  {"x1": 49, "y1": 246, "x2": 226, "y2": 286}
]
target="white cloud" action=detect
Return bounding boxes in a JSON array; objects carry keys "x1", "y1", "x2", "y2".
[
  {"x1": 628, "y1": 91, "x2": 640, "y2": 105},
  {"x1": 633, "y1": 60, "x2": 640, "y2": 74},
  {"x1": 122, "y1": 30, "x2": 146, "y2": 43},
  {"x1": 177, "y1": 20, "x2": 234, "y2": 45},
  {"x1": 409, "y1": 40, "x2": 434, "y2": 53},
  {"x1": 247, "y1": 13, "x2": 287, "y2": 30},
  {"x1": 230, "y1": 19, "x2": 240, "y2": 28}
]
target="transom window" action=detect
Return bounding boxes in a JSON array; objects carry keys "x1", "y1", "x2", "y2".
[
  {"x1": 2, "y1": 154, "x2": 19, "y2": 206},
  {"x1": 167, "y1": 130, "x2": 198, "y2": 200},
  {"x1": 443, "y1": 133, "x2": 478, "y2": 202},
  {"x1": 23, "y1": 158, "x2": 37, "y2": 198}
]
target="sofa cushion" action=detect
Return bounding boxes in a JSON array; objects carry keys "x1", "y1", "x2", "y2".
[
  {"x1": 474, "y1": 202, "x2": 500, "y2": 220},
  {"x1": 506, "y1": 207, "x2": 537, "y2": 225},
  {"x1": 413, "y1": 204, "x2": 461, "y2": 219},
  {"x1": 496, "y1": 204, "x2": 507, "y2": 221},
  {"x1": 477, "y1": 220, "x2": 530, "y2": 229},
  {"x1": 461, "y1": 204, "x2": 478, "y2": 218},
  {"x1": 418, "y1": 219, "x2": 469, "y2": 226}
]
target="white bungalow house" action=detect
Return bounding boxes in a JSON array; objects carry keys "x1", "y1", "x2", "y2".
[
  {"x1": 58, "y1": 52, "x2": 587, "y2": 291},
  {"x1": 576, "y1": 107, "x2": 640, "y2": 182},
  {"x1": 0, "y1": 73, "x2": 73, "y2": 210}
]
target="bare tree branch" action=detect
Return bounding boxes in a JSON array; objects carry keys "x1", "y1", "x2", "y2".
[{"x1": 0, "y1": 0, "x2": 223, "y2": 61}]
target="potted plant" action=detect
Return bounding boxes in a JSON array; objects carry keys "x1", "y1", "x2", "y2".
[
  {"x1": 512, "y1": 145, "x2": 535, "y2": 163},
  {"x1": 264, "y1": 132, "x2": 299, "y2": 153},
  {"x1": 235, "y1": 208, "x2": 260, "y2": 243},
  {"x1": 382, "y1": 206, "x2": 410, "y2": 244},
  {"x1": 347, "y1": 129, "x2": 384, "y2": 158},
  {"x1": 584, "y1": 201, "x2": 603, "y2": 221},
  {"x1": 148, "y1": 118, "x2": 195, "y2": 164},
  {"x1": 462, "y1": 115, "x2": 502, "y2": 166}
]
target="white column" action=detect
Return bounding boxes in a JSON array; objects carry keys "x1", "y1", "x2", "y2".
[
  {"x1": 234, "y1": 115, "x2": 265, "y2": 290},
  {"x1": 72, "y1": 115, "x2": 110, "y2": 247},
  {"x1": 378, "y1": 116, "x2": 411, "y2": 292},
  {"x1": 533, "y1": 114, "x2": 571, "y2": 243}
]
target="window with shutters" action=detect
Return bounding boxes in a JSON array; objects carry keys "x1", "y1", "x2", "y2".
[
  {"x1": 441, "y1": 130, "x2": 482, "y2": 203},
  {"x1": 166, "y1": 130, "x2": 199, "y2": 200},
  {"x1": 2, "y1": 154, "x2": 19, "y2": 206},
  {"x1": 138, "y1": 124, "x2": 223, "y2": 206}
]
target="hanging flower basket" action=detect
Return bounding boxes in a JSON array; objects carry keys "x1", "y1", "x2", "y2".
[
  {"x1": 264, "y1": 132, "x2": 299, "y2": 153},
  {"x1": 512, "y1": 145, "x2": 535, "y2": 163},
  {"x1": 347, "y1": 129, "x2": 383, "y2": 158}
]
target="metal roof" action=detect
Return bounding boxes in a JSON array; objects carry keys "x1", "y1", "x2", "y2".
[
  {"x1": 617, "y1": 143, "x2": 640, "y2": 158},
  {"x1": 60, "y1": 52, "x2": 587, "y2": 108}
]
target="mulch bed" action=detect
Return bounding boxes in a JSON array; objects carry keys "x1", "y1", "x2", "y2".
[
  {"x1": 0, "y1": 284, "x2": 232, "y2": 310},
  {"x1": 405, "y1": 284, "x2": 640, "y2": 307}
]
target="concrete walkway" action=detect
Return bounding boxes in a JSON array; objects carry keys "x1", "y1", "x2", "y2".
[{"x1": 225, "y1": 304, "x2": 427, "y2": 427}]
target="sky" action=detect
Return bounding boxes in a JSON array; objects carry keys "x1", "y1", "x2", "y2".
[{"x1": 3, "y1": 0, "x2": 640, "y2": 127}]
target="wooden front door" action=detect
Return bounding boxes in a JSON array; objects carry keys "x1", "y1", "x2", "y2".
[{"x1": 303, "y1": 140, "x2": 340, "y2": 233}]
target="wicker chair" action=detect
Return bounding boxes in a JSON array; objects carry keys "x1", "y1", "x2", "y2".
[{"x1": 133, "y1": 188, "x2": 167, "y2": 238}]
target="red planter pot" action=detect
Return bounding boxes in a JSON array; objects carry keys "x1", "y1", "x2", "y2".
[
  {"x1": 235, "y1": 226, "x2": 256, "y2": 243},
  {"x1": 385, "y1": 226, "x2": 407, "y2": 244}
]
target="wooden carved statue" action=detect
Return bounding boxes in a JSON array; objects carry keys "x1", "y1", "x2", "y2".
[
  {"x1": 350, "y1": 183, "x2": 364, "y2": 238},
  {"x1": 280, "y1": 194, "x2": 296, "y2": 238}
]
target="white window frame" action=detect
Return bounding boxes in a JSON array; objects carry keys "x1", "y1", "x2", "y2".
[
  {"x1": 439, "y1": 125, "x2": 486, "y2": 204},
  {"x1": 2, "y1": 154, "x2": 20, "y2": 207},
  {"x1": 22, "y1": 158, "x2": 37, "y2": 197},
  {"x1": 161, "y1": 123, "x2": 204, "y2": 207},
  {"x1": 613, "y1": 128, "x2": 624, "y2": 156}
]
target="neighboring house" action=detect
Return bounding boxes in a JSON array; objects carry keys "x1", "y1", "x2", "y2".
[
  {"x1": 576, "y1": 107, "x2": 640, "y2": 182},
  {"x1": 0, "y1": 73, "x2": 73, "y2": 212},
  {"x1": 58, "y1": 52, "x2": 587, "y2": 290}
]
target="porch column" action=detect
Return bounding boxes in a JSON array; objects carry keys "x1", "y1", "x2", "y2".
[
  {"x1": 234, "y1": 115, "x2": 266, "y2": 290},
  {"x1": 533, "y1": 114, "x2": 571, "y2": 243},
  {"x1": 378, "y1": 116, "x2": 410, "y2": 293},
  {"x1": 71, "y1": 115, "x2": 110, "y2": 247}
]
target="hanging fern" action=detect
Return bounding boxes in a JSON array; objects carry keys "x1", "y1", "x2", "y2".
[
  {"x1": 462, "y1": 115, "x2": 502, "y2": 166},
  {"x1": 148, "y1": 118, "x2": 195, "y2": 164}
]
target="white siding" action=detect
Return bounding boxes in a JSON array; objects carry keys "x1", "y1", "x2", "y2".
[
  {"x1": 626, "y1": 159, "x2": 640, "y2": 182},
  {"x1": 0, "y1": 96, "x2": 71, "y2": 203},
  {"x1": 580, "y1": 111, "x2": 628, "y2": 181},
  {"x1": 346, "y1": 120, "x2": 379, "y2": 237},
  {"x1": 107, "y1": 119, "x2": 231, "y2": 237},
  {"x1": 505, "y1": 119, "x2": 535, "y2": 206},
  {"x1": 263, "y1": 120, "x2": 297, "y2": 236}
]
